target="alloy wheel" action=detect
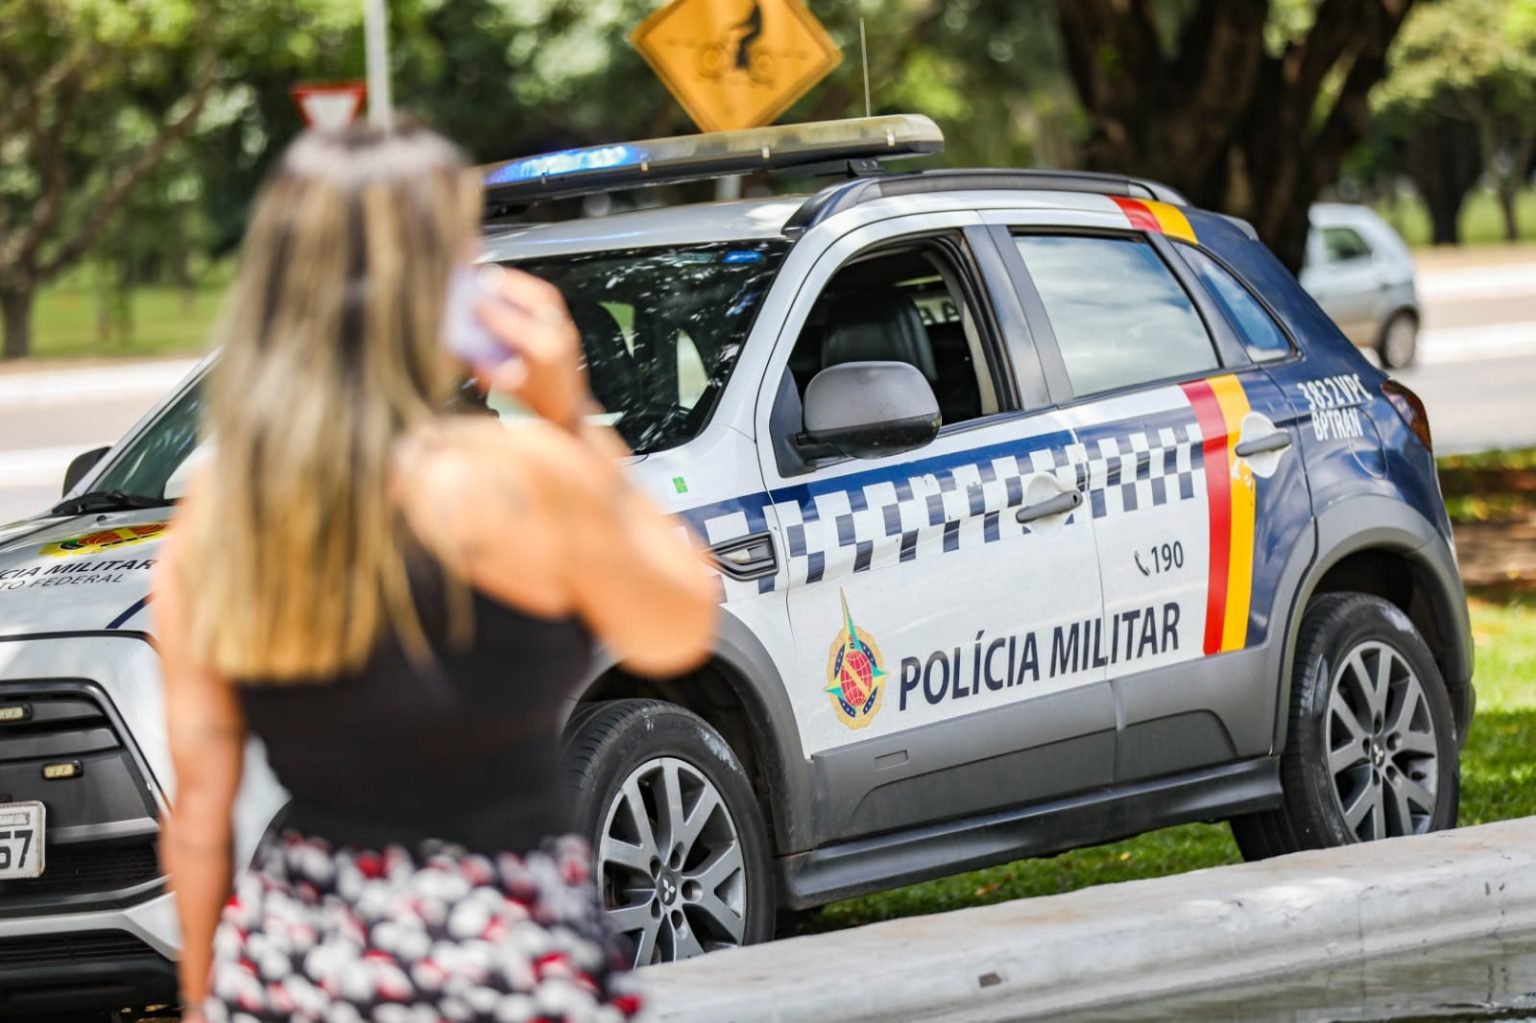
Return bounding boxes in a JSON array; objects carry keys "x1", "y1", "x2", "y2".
[
  {"x1": 597, "y1": 756, "x2": 748, "y2": 965},
  {"x1": 1325, "y1": 640, "x2": 1440, "y2": 841}
]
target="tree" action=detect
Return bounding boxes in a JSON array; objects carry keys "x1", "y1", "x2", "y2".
[
  {"x1": 0, "y1": 0, "x2": 221, "y2": 359},
  {"x1": 1056, "y1": 0, "x2": 1416, "y2": 272},
  {"x1": 1374, "y1": 0, "x2": 1536, "y2": 241}
]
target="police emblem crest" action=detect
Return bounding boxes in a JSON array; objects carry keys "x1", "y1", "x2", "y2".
[{"x1": 825, "y1": 591, "x2": 885, "y2": 729}]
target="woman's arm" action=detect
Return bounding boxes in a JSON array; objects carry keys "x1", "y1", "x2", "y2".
[
  {"x1": 549, "y1": 421, "x2": 718, "y2": 675},
  {"x1": 448, "y1": 267, "x2": 718, "y2": 674},
  {"x1": 153, "y1": 518, "x2": 245, "y2": 1013}
]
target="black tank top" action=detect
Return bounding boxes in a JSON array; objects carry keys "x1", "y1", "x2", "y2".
[{"x1": 237, "y1": 556, "x2": 590, "y2": 854}]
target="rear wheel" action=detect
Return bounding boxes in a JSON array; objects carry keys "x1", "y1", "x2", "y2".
[
  {"x1": 1378, "y1": 310, "x2": 1418, "y2": 369},
  {"x1": 1232, "y1": 593, "x2": 1459, "y2": 859},
  {"x1": 563, "y1": 699, "x2": 775, "y2": 965}
]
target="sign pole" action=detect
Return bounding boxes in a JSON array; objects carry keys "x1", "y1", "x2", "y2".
[{"x1": 363, "y1": 0, "x2": 393, "y2": 130}]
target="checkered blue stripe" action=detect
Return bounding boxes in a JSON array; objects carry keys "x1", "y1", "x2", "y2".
[{"x1": 681, "y1": 420, "x2": 1204, "y2": 602}]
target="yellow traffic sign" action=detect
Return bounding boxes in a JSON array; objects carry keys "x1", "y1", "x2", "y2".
[{"x1": 631, "y1": 0, "x2": 843, "y2": 133}]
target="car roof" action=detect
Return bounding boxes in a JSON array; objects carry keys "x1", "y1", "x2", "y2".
[
  {"x1": 1310, "y1": 202, "x2": 1387, "y2": 227},
  {"x1": 479, "y1": 196, "x2": 806, "y2": 262}
]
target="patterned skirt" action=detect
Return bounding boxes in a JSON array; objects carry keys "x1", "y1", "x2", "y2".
[{"x1": 205, "y1": 830, "x2": 642, "y2": 1023}]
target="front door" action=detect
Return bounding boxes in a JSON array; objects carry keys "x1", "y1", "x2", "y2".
[{"x1": 758, "y1": 224, "x2": 1113, "y2": 844}]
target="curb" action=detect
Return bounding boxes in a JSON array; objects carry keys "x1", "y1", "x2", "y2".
[{"x1": 642, "y1": 817, "x2": 1536, "y2": 1022}]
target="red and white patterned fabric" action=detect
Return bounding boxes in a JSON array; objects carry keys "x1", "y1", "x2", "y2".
[{"x1": 205, "y1": 831, "x2": 642, "y2": 1023}]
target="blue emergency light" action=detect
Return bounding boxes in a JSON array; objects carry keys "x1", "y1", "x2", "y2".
[{"x1": 479, "y1": 115, "x2": 944, "y2": 211}]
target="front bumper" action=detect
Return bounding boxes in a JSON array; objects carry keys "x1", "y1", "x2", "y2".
[{"x1": 0, "y1": 891, "x2": 178, "y2": 1013}]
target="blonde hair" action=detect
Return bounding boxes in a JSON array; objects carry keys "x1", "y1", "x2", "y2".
[{"x1": 182, "y1": 124, "x2": 482, "y2": 681}]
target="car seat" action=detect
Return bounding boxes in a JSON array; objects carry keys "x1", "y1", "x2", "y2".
[
  {"x1": 819, "y1": 287, "x2": 939, "y2": 384},
  {"x1": 567, "y1": 299, "x2": 641, "y2": 417}
]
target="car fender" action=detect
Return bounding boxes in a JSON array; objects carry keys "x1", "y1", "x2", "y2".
[
  {"x1": 569, "y1": 611, "x2": 816, "y2": 854},
  {"x1": 1272, "y1": 494, "x2": 1472, "y2": 752}
]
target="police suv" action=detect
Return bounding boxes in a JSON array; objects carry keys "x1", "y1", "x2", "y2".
[{"x1": 0, "y1": 116, "x2": 1473, "y2": 1012}]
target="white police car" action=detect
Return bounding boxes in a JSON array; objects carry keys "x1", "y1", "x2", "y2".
[{"x1": 0, "y1": 116, "x2": 1472, "y2": 1010}]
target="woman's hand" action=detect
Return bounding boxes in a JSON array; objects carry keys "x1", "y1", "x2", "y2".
[{"x1": 476, "y1": 267, "x2": 591, "y2": 431}]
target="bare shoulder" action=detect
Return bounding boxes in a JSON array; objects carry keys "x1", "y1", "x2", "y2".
[{"x1": 393, "y1": 418, "x2": 577, "y2": 612}]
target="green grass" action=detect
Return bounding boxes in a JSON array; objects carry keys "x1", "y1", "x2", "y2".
[
  {"x1": 1437, "y1": 448, "x2": 1536, "y2": 523},
  {"x1": 795, "y1": 597, "x2": 1536, "y2": 934},
  {"x1": 25, "y1": 282, "x2": 223, "y2": 361},
  {"x1": 1375, "y1": 188, "x2": 1536, "y2": 249}
]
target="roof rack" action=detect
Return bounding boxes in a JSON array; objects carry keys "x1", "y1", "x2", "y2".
[
  {"x1": 785, "y1": 169, "x2": 1190, "y2": 235},
  {"x1": 479, "y1": 114, "x2": 943, "y2": 214}
]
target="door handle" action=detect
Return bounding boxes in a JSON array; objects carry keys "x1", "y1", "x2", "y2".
[
  {"x1": 709, "y1": 532, "x2": 778, "y2": 581},
  {"x1": 1234, "y1": 430, "x2": 1293, "y2": 458},
  {"x1": 1015, "y1": 489, "x2": 1083, "y2": 524}
]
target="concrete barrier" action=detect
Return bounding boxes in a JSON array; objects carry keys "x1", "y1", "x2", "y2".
[{"x1": 642, "y1": 817, "x2": 1536, "y2": 1022}]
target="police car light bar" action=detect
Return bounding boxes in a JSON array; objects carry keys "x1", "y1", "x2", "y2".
[{"x1": 479, "y1": 114, "x2": 944, "y2": 209}]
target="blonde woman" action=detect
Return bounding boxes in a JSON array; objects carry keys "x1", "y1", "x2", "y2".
[{"x1": 154, "y1": 125, "x2": 717, "y2": 1022}]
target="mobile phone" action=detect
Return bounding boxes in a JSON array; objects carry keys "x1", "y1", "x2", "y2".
[{"x1": 442, "y1": 265, "x2": 517, "y2": 367}]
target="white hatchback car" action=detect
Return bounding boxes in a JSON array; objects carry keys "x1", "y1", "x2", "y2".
[{"x1": 1300, "y1": 203, "x2": 1421, "y2": 368}]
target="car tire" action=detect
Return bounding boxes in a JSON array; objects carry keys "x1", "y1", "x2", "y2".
[
  {"x1": 563, "y1": 699, "x2": 775, "y2": 965},
  {"x1": 1378, "y1": 310, "x2": 1418, "y2": 369},
  {"x1": 1231, "y1": 593, "x2": 1459, "y2": 860}
]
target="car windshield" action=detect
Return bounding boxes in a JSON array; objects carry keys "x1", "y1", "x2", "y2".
[
  {"x1": 67, "y1": 381, "x2": 206, "y2": 508},
  {"x1": 502, "y1": 240, "x2": 787, "y2": 454},
  {"x1": 62, "y1": 240, "x2": 787, "y2": 509}
]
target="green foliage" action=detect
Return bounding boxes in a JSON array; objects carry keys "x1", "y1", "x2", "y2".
[
  {"x1": 1371, "y1": 0, "x2": 1536, "y2": 240},
  {"x1": 1374, "y1": 189, "x2": 1536, "y2": 248},
  {"x1": 1376, "y1": 0, "x2": 1536, "y2": 115}
]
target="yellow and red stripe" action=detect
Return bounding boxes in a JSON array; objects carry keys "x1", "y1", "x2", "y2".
[
  {"x1": 1180, "y1": 375, "x2": 1257, "y2": 655},
  {"x1": 1109, "y1": 196, "x2": 1198, "y2": 244}
]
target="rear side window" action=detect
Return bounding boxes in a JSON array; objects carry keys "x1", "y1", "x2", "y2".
[
  {"x1": 1177, "y1": 245, "x2": 1291, "y2": 362},
  {"x1": 1013, "y1": 234, "x2": 1218, "y2": 398}
]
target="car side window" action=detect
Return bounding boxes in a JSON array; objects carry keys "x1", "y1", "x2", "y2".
[
  {"x1": 1322, "y1": 226, "x2": 1373, "y2": 264},
  {"x1": 784, "y1": 240, "x2": 1001, "y2": 429},
  {"x1": 1013, "y1": 234, "x2": 1219, "y2": 399},
  {"x1": 1176, "y1": 244, "x2": 1292, "y2": 362}
]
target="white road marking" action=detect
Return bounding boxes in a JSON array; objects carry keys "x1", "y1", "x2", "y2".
[
  {"x1": 1418, "y1": 320, "x2": 1536, "y2": 365},
  {"x1": 0, "y1": 359, "x2": 198, "y2": 407},
  {"x1": 1417, "y1": 262, "x2": 1536, "y2": 302}
]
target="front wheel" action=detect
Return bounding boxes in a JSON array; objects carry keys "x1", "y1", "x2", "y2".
[
  {"x1": 564, "y1": 699, "x2": 775, "y2": 966},
  {"x1": 1231, "y1": 593, "x2": 1459, "y2": 859}
]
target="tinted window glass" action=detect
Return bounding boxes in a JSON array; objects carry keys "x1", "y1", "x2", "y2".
[
  {"x1": 1322, "y1": 226, "x2": 1372, "y2": 263},
  {"x1": 86, "y1": 382, "x2": 205, "y2": 501},
  {"x1": 510, "y1": 241, "x2": 787, "y2": 454},
  {"x1": 1178, "y1": 245, "x2": 1290, "y2": 361},
  {"x1": 1014, "y1": 235, "x2": 1218, "y2": 398},
  {"x1": 785, "y1": 245, "x2": 995, "y2": 431}
]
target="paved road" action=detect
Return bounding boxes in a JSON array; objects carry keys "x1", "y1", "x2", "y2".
[
  {"x1": 2, "y1": 260, "x2": 1535, "y2": 524},
  {"x1": 0, "y1": 359, "x2": 198, "y2": 524}
]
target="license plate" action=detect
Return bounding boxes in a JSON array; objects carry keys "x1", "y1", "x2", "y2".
[{"x1": 0, "y1": 802, "x2": 44, "y2": 879}]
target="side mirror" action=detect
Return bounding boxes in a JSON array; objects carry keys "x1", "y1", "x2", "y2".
[
  {"x1": 62, "y1": 446, "x2": 110, "y2": 497},
  {"x1": 801, "y1": 361, "x2": 941, "y2": 460}
]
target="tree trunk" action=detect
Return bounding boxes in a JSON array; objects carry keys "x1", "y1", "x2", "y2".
[
  {"x1": 1056, "y1": 0, "x2": 1415, "y2": 274},
  {"x1": 1498, "y1": 184, "x2": 1519, "y2": 242},
  {"x1": 1, "y1": 286, "x2": 34, "y2": 361},
  {"x1": 1404, "y1": 116, "x2": 1481, "y2": 246},
  {"x1": 1427, "y1": 192, "x2": 1464, "y2": 246}
]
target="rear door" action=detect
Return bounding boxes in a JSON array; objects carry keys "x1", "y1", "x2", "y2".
[
  {"x1": 987, "y1": 197, "x2": 1311, "y2": 781},
  {"x1": 753, "y1": 216, "x2": 1115, "y2": 844}
]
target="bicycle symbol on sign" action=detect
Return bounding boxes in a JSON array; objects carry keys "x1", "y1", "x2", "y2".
[{"x1": 694, "y1": 0, "x2": 776, "y2": 86}]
